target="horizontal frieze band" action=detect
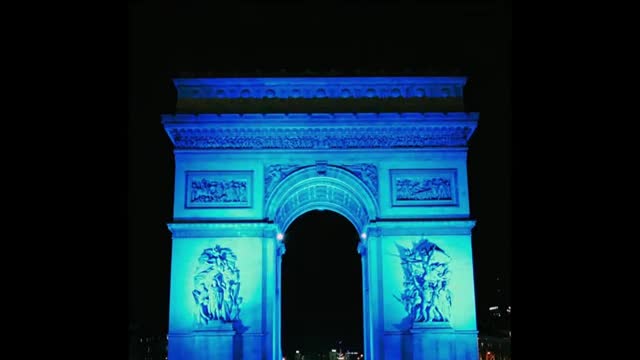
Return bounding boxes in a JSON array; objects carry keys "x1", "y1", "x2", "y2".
[
  {"x1": 175, "y1": 97, "x2": 464, "y2": 113},
  {"x1": 162, "y1": 113, "x2": 478, "y2": 150},
  {"x1": 366, "y1": 220, "x2": 476, "y2": 236},
  {"x1": 163, "y1": 112, "x2": 478, "y2": 125},
  {"x1": 174, "y1": 77, "x2": 467, "y2": 101},
  {"x1": 167, "y1": 222, "x2": 277, "y2": 238},
  {"x1": 165, "y1": 126, "x2": 475, "y2": 150}
]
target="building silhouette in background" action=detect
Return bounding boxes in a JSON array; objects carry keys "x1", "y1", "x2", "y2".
[
  {"x1": 478, "y1": 275, "x2": 511, "y2": 360},
  {"x1": 129, "y1": 323, "x2": 168, "y2": 360}
]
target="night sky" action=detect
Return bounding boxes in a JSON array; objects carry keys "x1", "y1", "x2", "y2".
[{"x1": 128, "y1": 0, "x2": 511, "y2": 349}]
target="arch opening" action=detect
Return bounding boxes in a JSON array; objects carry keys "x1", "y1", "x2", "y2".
[{"x1": 281, "y1": 210, "x2": 364, "y2": 359}]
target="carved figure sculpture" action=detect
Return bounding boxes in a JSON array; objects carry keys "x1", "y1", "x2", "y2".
[
  {"x1": 192, "y1": 245, "x2": 243, "y2": 324},
  {"x1": 395, "y1": 238, "x2": 452, "y2": 323}
]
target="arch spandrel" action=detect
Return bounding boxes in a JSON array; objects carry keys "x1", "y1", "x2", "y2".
[{"x1": 265, "y1": 165, "x2": 379, "y2": 233}]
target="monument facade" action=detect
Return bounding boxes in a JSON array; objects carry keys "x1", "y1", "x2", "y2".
[{"x1": 163, "y1": 76, "x2": 480, "y2": 359}]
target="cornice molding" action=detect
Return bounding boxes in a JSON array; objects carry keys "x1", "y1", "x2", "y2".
[
  {"x1": 167, "y1": 222, "x2": 276, "y2": 238},
  {"x1": 162, "y1": 113, "x2": 478, "y2": 150},
  {"x1": 368, "y1": 220, "x2": 477, "y2": 236},
  {"x1": 162, "y1": 112, "x2": 477, "y2": 125}
]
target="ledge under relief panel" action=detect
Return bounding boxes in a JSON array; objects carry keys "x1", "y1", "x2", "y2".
[
  {"x1": 185, "y1": 171, "x2": 253, "y2": 209},
  {"x1": 390, "y1": 169, "x2": 458, "y2": 207}
]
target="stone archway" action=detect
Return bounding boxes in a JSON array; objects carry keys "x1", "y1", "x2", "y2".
[
  {"x1": 163, "y1": 76, "x2": 480, "y2": 360},
  {"x1": 265, "y1": 164, "x2": 378, "y2": 360}
]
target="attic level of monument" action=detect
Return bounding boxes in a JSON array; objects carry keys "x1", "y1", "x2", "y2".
[
  {"x1": 175, "y1": 69, "x2": 465, "y2": 78},
  {"x1": 173, "y1": 76, "x2": 468, "y2": 113},
  {"x1": 175, "y1": 77, "x2": 467, "y2": 99}
]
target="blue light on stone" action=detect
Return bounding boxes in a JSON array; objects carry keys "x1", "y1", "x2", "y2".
[
  {"x1": 174, "y1": 76, "x2": 467, "y2": 99},
  {"x1": 164, "y1": 76, "x2": 480, "y2": 360}
]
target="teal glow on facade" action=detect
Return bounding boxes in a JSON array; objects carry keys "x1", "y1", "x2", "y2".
[{"x1": 163, "y1": 76, "x2": 480, "y2": 359}]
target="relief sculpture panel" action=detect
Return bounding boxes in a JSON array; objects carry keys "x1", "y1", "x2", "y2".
[
  {"x1": 185, "y1": 171, "x2": 252, "y2": 208},
  {"x1": 390, "y1": 169, "x2": 458, "y2": 207}
]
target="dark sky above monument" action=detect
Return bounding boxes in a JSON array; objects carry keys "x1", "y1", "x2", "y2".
[{"x1": 128, "y1": 0, "x2": 511, "y2": 340}]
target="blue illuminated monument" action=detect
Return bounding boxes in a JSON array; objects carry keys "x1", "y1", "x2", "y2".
[{"x1": 162, "y1": 77, "x2": 480, "y2": 359}]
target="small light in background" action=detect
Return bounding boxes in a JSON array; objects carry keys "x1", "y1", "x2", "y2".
[
  {"x1": 277, "y1": 233, "x2": 284, "y2": 241},
  {"x1": 360, "y1": 232, "x2": 367, "y2": 239}
]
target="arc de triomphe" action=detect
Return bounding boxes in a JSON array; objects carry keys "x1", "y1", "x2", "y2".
[{"x1": 162, "y1": 76, "x2": 480, "y2": 359}]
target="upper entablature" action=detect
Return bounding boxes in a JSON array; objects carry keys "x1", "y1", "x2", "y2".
[{"x1": 174, "y1": 77, "x2": 467, "y2": 100}]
